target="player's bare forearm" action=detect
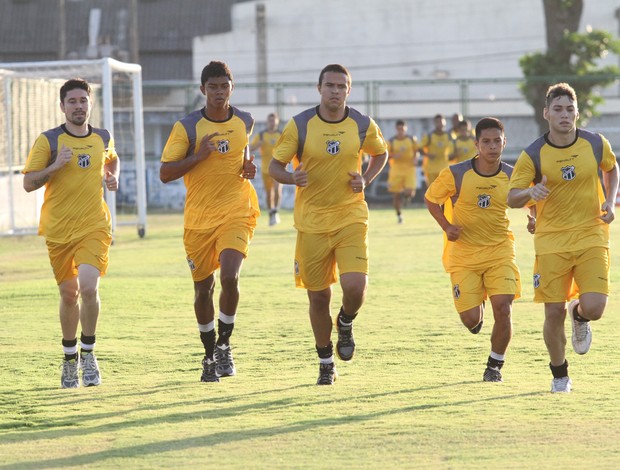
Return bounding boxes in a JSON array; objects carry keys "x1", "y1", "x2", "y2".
[
  {"x1": 160, "y1": 156, "x2": 201, "y2": 183},
  {"x1": 268, "y1": 158, "x2": 295, "y2": 185},
  {"x1": 507, "y1": 188, "x2": 532, "y2": 208},
  {"x1": 603, "y1": 163, "x2": 619, "y2": 207},
  {"x1": 362, "y1": 152, "x2": 388, "y2": 185},
  {"x1": 424, "y1": 197, "x2": 450, "y2": 231},
  {"x1": 104, "y1": 157, "x2": 120, "y2": 179},
  {"x1": 23, "y1": 170, "x2": 50, "y2": 192}
]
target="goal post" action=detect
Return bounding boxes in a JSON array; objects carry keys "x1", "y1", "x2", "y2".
[{"x1": 0, "y1": 57, "x2": 147, "y2": 237}]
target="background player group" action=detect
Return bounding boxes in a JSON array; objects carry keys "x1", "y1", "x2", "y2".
[{"x1": 25, "y1": 61, "x2": 615, "y2": 392}]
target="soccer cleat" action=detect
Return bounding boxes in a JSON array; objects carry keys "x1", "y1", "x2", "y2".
[
  {"x1": 80, "y1": 352, "x2": 102, "y2": 386},
  {"x1": 336, "y1": 321, "x2": 355, "y2": 361},
  {"x1": 568, "y1": 299, "x2": 592, "y2": 355},
  {"x1": 269, "y1": 211, "x2": 280, "y2": 226},
  {"x1": 483, "y1": 367, "x2": 502, "y2": 382},
  {"x1": 551, "y1": 376, "x2": 572, "y2": 393},
  {"x1": 215, "y1": 344, "x2": 236, "y2": 377},
  {"x1": 397, "y1": 214, "x2": 403, "y2": 224},
  {"x1": 61, "y1": 359, "x2": 80, "y2": 389},
  {"x1": 200, "y1": 356, "x2": 220, "y2": 382},
  {"x1": 316, "y1": 362, "x2": 337, "y2": 385}
]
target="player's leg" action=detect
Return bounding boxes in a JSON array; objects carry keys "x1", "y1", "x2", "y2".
[
  {"x1": 58, "y1": 276, "x2": 80, "y2": 389},
  {"x1": 272, "y1": 179, "x2": 282, "y2": 225},
  {"x1": 450, "y1": 270, "x2": 485, "y2": 334},
  {"x1": 76, "y1": 263, "x2": 103, "y2": 386},
  {"x1": 308, "y1": 288, "x2": 338, "y2": 385},
  {"x1": 387, "y1": 171, "x2": 403, "y2": 223},
  {"x1": 335, "y1": 223, "x2": 369, "y2": 362}
]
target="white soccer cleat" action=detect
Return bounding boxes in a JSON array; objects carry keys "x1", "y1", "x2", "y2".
[
  {"x1": 568, "y1": 299, "x2": 592, "y2": 355},
  {"x1": 551, "y1": 376, "x2": 572, "y2": 393}
]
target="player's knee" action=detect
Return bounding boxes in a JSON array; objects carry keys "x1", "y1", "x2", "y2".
[
  {"x1": 59, "y1": 285, "x2": 79, "y2": 306},
  {"x1": 79, "y1": 284, "x2": 99, "y2": 304},
  {"x1": 219, "y1": 271, "x2": 239, "y2": 292}
]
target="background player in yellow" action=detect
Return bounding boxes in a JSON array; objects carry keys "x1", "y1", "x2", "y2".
[
  {"x1": 508, "y1": 82, "x2": 619, "y2": 393},
  {"x1": 160, "y1": 61, "x2": 260, "y2": 383},
  {"x1": 250, "y1": 112, "x2": 282, "y2": 226},
  {"x1": 23, "y1": 78, "x2": 119, "y2": 389},
  {"x1": 387, "y1": 119, "x2": 419, "y2": 224},
  {"x1": 420, "y1": 114, "x2": 455, "y2": 186},
  {"x1": 450, "y1": 119, "x2": 477, "y2": 164},
  {"x1": 425, "y1": 117, "x2": 520, "y2": 383},
  {"x1": 270, "y1": 64, "x2": 388, "y2": 385}
]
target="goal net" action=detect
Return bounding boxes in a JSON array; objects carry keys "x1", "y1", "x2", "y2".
[{"x1": 0, "y1": 58, "x2": 147, "y2": 237}]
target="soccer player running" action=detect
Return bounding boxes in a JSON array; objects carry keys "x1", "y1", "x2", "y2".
[
  {"x1": 420, "y1": 114, "x2": 455, "y2": 187},
  {"x1": 250, "y1": 112, "x2": 283, "y2": 226},
  {"x1": 23, "y1": 78, "x2": 119, "y2": 388},
  {"x1": 425, "y1": 117, "x2": 520, "y2": 383},
  {"x1": 387, "y1": 120, "x2": 419, "y2": 224},
  {"x1": 160, "y1": 61, "x2": 260, "y2": 383},
  {"x1": 270, "y1": 64, "x2": 388, "y2": 385},
  {"x1": 507, "y1": 83, "x2": 619, "y2": 393}
]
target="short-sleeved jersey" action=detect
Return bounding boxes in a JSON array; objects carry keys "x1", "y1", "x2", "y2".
[
  {"x1": 250, "y1": 129, "x2": 282, "y2": 170},
  {"x1": 23, "y1": 124, "x2": 117, "y2": 243},
  {"x1": 452, "y1": 136, "x2": 477, "y2": 164},
  {"x1": 387, "y1": 135, "x2": 418, "y2": 172},
  {"x1": 273, "y1": 105, "x2": 387, "y2": 233},
  {"x1": 425, "y1": 157, "x2": 515, "y2": 272},
  {"x1": 509, "y1": 129, "x2": 616, "y2": 255},
  {"x1": 161, "y1": 107, "x2": 260, "y2": 230},
  {"x1": 420, "y1": 131, "x2": 454, "y2": 174}
]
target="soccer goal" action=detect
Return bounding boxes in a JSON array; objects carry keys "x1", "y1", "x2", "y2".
[{"x1": 0, "y1": 57, "x2": 147, "y2": 237}]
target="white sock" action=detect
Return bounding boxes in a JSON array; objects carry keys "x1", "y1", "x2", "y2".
[
  {"x1": 490, "y1": 351, "x2": 505, "y2": 362},
  {"x1": 197, "y1": 321, "x2": 215, "y2": 332},
  {"x1": 219, "y1": 311, "x2": 236, "y2": 324}
]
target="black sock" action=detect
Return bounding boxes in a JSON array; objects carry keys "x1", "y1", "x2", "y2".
[
  {"x1": 200, "y1": 329, "x2": 216, "y2": 360},
  {"x1": 571, "y1": 303, "x2": 589, "y2": 323},
  {"x1": 316, "y1": 342, "x2": 333, "y2": 360},
  {"x1": 549, "y1": 360, "x2": 569, "y2": 378},
  {"x1": 337, "y1": 307, "x2": 357, "y2": 326},
  {"x1": 62, "y1": 338, "x2": 78, "y2": 361},
  {"x1": 80, "y1": 333, "x2": 96, "y2": 356},
  {"x1": 217, "y1": 319, "x2": 234, "y2": 346},
  {"x1": 487, "y1": 356, "x2": 504, "y2": 370},
  {"x1": 469, "y1": 321, "x2": 483, "y2": 334}
]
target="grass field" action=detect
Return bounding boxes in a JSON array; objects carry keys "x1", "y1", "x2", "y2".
[{"x1": 1, "y1": 206, "x2": 620, "y2": 469}]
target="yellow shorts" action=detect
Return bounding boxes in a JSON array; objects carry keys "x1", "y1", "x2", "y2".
[
  {"x1": 46, "y1": 230, "x2": 112, "y2": 284},
  {"x1": 184, "y1": 218, "x2": 256, "y2": 282},
  {"x1": 449, "y1": 261, "x2": 521, "y2": 313},
  {"x1": 295, "y1": 223, "x2": 368, "y2": 291},
  {"x1": 533, "y1": 246, "x2": 609, "y2": 303},
  {"x1": 262, "y1": 170, "x2": 275, "y2": 194},
  {"x1": 387, "y1": 169, "x2": 416, "y2": 194}
]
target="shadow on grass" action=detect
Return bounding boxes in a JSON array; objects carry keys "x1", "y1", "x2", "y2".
[{"x1": 0, "y1": 381, "x2": 546, "y2": 468}]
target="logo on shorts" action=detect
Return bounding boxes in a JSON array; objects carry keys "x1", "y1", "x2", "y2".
[
  {"x1": 187, "y1": 257, "x2": 196, "y2": 271},
  {"x1": 217, "y1": 139, "x2": 230, "y2": 154},
  {"x1": 77, "y1": 154, "x2": 91, "y2": 168},
  {"x1": 453, "y1": 284, "x2": 460, "y2": 299},
  {"x1": 326, "y1": 140, "x2": 340, "y2": 155},
  {"x1": 294, "y1": 259, "x2": 300, "y2": 276},
  {"x1": 477, "y1": 194, "x2": 491, "y2": 209},
  {"x1": 533, "y1": 273, "x2": 541, "y2": 289},
  {"x1": 561, "y1": 165, "x2": 576, "y2": 181}
]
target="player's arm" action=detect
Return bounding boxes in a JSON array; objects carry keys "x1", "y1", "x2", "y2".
[
  {"x1": 269, "y1": 158, "x2": 307, "y2": 187},
  {"x1": 424, "y1": 197, "x2": 462, "y2": 241},
  {"x1": 104, "y1": 156, "x2": 120, "y2": 191},
  {"x1": 601, "y1": 161, "x2": 619, "y2": 224},
  {"x1": 23, "y1": 143, "x2": 72, "y2": 192},
  {"x1": 362, "y1": 151, "x2": 388, "y2": 186},
  {"x1": 160, "y1": 132, "x2": 218, "y2": 183}
]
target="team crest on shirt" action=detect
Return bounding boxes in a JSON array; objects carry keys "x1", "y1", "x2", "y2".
[
  {"x1": 217, "y1": 139, "x2": 230, "y2": 154},
  {"x1": 533, "y1": 273, "x2": 541, "y2": 289},
  {"x1": 477, "y1": 194, "x2": 491, "y2": 209},
  {"x1": 77, "y1": 154, "x2": 91, "y2": 169},
  {"x1": 453, "y1": 284, "x2": 460, "y2": 299},
  {"x1": 561, "y1": 165, "x2": 576, "y2": 181},
  {"x1": 187, "y1": 257, "x2": 196, "y2": 271},
  {"x1": 326, "y1": 140, "x2": 341, "y2": 155}
]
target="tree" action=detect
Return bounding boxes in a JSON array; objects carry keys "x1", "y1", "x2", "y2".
[{"x1": 519, "y1": 0, "x2": 620, "y2": 133}]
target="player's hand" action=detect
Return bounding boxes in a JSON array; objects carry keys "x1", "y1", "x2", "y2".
[
  {"x1": 600, "y1": 200, "x2": 615, "y2": 224},
  {"x1": 444, "y1": 224, "x2": 463, "y2": 241},
  {"x1": 528, "y1": 175, "x2": 550, "y2": 201},
  {"x1": 292, "y1": 162, "x2": 308, "y2": 187},
  {"x1": 348, "y1": 171, "x2": 365, "y2": 193},
  {"x1": 104, "y1": 171, "x2": 118, "y2": 191},
  {"x1": 526, "y1": 214, "x2": 536, "y2": 234},
  {"x1": 52, "y1": 144, "x2": 73, "y2": 169},
  {"x1": 196, "y1": 132, "x2": 219, "y2": 161},
  {"x1": 242, "y1": 154, "x2": 257, "y2": 179}
]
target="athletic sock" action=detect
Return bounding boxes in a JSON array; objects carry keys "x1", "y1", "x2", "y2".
[
  {"x1": 80, "y1": 334, "x2": 96, "y2": 356},
  {"x1": 549, "y1": 359, "x2": 569, "y2": 378},
  {"x1": 571, "y1": 302, "x2": 589, "y2": 323},
  {"x1": 487, "y1": 354, "x2": 504, "y2": 370},
  {"x1": 337, "y1": 306, "x2": 357, "y2": 327},
  {"x1": 62, "y1": 338, "x2": 78, "y2": 361},
  {"x1": 469, "y1": 321, "x2": 483, "y2": 334},
  {"x1": 198, "y1": 321, "x2": 216, "y2": 360},
  {"x1": 217, "y1": 311, "x2": 236, "y2": 346},
  {"x1": 316, "y1": 342, "x2": 334, "y2": 364}
]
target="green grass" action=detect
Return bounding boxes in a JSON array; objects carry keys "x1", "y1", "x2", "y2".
[{"x1": 1, "y1": 207, "x2": 620, "y2": 469}]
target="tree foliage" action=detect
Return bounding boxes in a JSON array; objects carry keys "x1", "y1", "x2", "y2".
[{"x1": 519, "y1": 0, "x2": 620, "y2": 133}]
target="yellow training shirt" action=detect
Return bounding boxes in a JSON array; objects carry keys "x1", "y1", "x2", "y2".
[
  {"x1": 250, "y1": 130, "x2": 282, "y2": 172},
  {"x1": 420, "y1": 131, "x2": 454, "y2": 175},
  {"x1": 23, "y1": 125, "x2": 117, "y2": 243},
  {"x1": 161, "y1": 107, "x2": 260, "y2": 230},
  {"x1": 387, "y1": 135, "x2": 418, "y2": 173}
]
